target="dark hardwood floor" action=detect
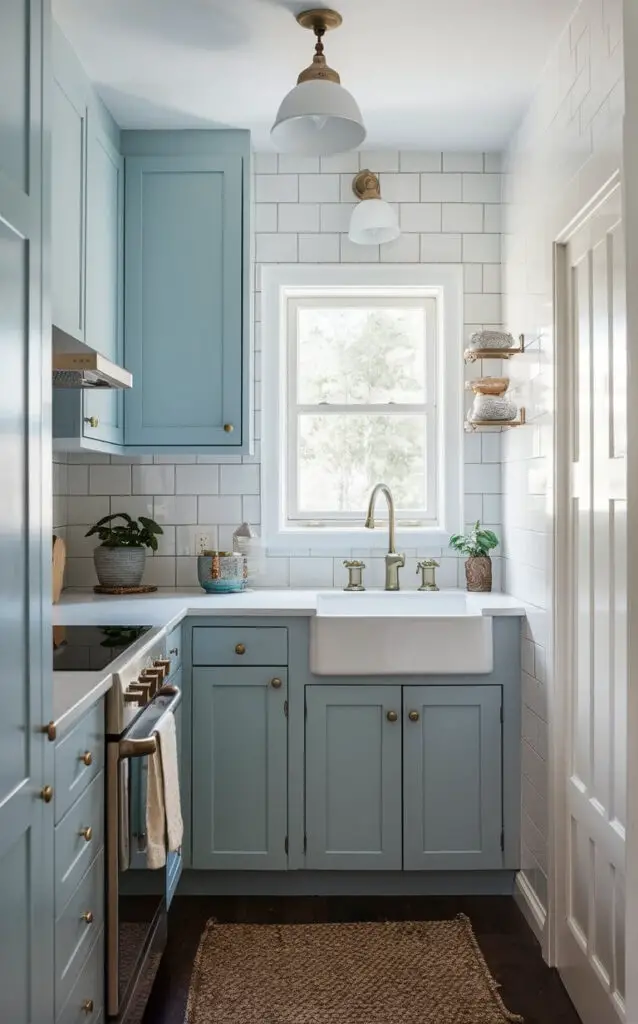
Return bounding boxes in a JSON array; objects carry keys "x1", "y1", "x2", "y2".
[{"x1": 142, "y1": 895, "x2": 581, "y2": 1024}]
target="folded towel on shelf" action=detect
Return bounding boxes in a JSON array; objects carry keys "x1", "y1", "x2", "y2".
[{"x1": 146, "y1": 711, "x2": 183, "y2": 869}]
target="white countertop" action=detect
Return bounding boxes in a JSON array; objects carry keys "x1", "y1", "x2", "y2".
[{"x1": 51, "y1": 588, "x2": 525, "y2": 734}]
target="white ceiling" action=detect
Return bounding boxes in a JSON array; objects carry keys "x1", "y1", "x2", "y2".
[{"x1": 53, "y1": 0, "x2": 578, "y2": 150}]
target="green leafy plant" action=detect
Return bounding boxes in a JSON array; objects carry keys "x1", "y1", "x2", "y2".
[
  {"x1": 449, "y1": 521, "x2": 499, "y2": 558},
  {"x1": 85, "y1": 512, "x2": 163, "y2": 552}
]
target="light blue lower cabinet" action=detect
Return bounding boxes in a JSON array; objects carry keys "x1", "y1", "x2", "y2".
[
  {"x1": 191, "y1": 667, "x2": 288, "y2": 870},
  {"x1": 304, "y1": 685, "x2": 403, "y2": 870},
  {"x1": 402, "y1": 685, "x2": 503, "y2": 871}
]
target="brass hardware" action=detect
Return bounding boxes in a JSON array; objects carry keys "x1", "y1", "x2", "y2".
[
  {"x1": 464, "y1": 408, "x2": 526, "y2": 432},
  {"x1": 158, "y1": 683, "x2": 179, "y2": 696},
  {"x1": 408, "y1": 710, "x2": 420, "y2": 722},
  {"x1": 129, "y1": 682, "x2": 152, "y2": 702},
  {"x1": 84, "y1": 416, "x2": 99, "y2": 428},
  {"x1": 44, "y1": 721, "x2": 56, "y2": 741},
  {"x1": 235, "y1": 643, "x2": 246, "y2": 655},
  {"x1": 119, "y1": 736, "x2": 157, "y2": 759},
  {"x1": 81, "y1": 911, "x2": 94, "y2": 924},
  {"x1": 223, "y1": 423, "x2": 234, "y2": 433},
  {"x1": 352, "y1": 170, "x2": 381, "y2": 202},
  {"x1": 364, "y1": 483, "x2": 405, "y2": 591},
  {"x1": 416, "y1": 558, "x2": 439, "y2": 592},
  {"x1": 124, "y1": 693, "x2": 141, "y2": 705},
  {"x1": 40, "y1": 785, "x2": 53, "y2": 803},
  {"x1": 271, "y1": 677, "x2": 283, "y2": 689},
  {"x1": 343, "y1": 559, "x2": 366, "y2": 592},
  {"x1": 169, "y1": 647, "x2": 179, "y2": 656},
  {"x1": 386, "y1": 710, "x2": 398, "y2": 722},
  {"x1": 81, "y1": 1000, "x2": 94, "y2": 1014},
  {"x1": 463, "y1": 335, "x2": 525, "y2": 364},
  {"x1": 139, "y1": 669, "x2": 162, "y2": 697},
  {"x1": 295, "y1": 9, "x2": 343, "y2": 85},
  {"x1": 79, "y1": 826, "x2": 93, "y2": 842},
  {"x1": 80, "y1": 750, "x2": 93, "y2": 767},
  {"x1": 153, "y1": 659, "x2": 171, "y2": 680}
]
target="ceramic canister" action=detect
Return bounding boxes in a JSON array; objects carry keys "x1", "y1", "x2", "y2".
[{"x1": 197, "y1": 551, "x2": 247, "y2": 593}]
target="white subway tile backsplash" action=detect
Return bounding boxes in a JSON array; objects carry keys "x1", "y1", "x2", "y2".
[
  {"x1": 220, "y1": 464, "x2": 260, "y2": 495},
  {"x1": 299, "y1": 174, "x2": 339, "y2": 203},
  {"x1": 154, "y1": 496, "x2": 197, "y2": 525},
  {"x1": 442, "y1": 152, "x2": 484, "y2": 172},
  {"x1": 89, "y1": 464, "x2": 131, "y2": 495},
  {"x1": 463, "y1": 265, "x2": 483, "y2": 293},
  {"x1": 176, "y1": 556, "x2": 198, "y2": 587},
  {"x1": 359, "y1": 150, "x2": 399, "y2": 172},
  {"x1": 340, "y1": 234, "x2": 379, "y2": 262},
  {"x1": 176, "y1": 524, "x2": 218, "y2": 556},
  {"x1": 463, "y1": 233, "x2": 501, "y2": 263},
  {"x1": 299, "y1": 233, "x2": 340, "y2": 262},
  {"x1": 419, "y1": 173, "x2": 462, "y2": 202},
  {"x1": 68, "y1": 464, "x2": 89, "y2": 495},
  {"x1": 277, "y1": 154, "x2": 320, "y2": 174},
  {"x1": 399, "y1": 203, "x2": 441, "y2": 232},
  {"x1": 289, "y1": 557, "x2": 335, "y2": 588},
  {"x1": 320, "y1": 152, "x2": 360, "y2": 173},
  {"x1": 379, "y1": 173, "x2": 419, "y2": 202},
  {"x1": 482, "y1": 264, "x2": 501, "y2": 293},
  {"x1": 400, "y1": 151, "x2": 442, "y2": 172},
  {"x1": 380, "y1": 233, "x2": 420, "y2": 262},
  {"x1": 256, "y1": 233, "x2": 298, "y2": 262},
  {"x1": 254, "y1": 204, "x2": 277, "y2": 232},
  {"x1": 242, "y1": 494, "x2": 261, "y2": 525},
  {"x1": 198, "y1": 495, "x2": 242, "y2": 524},
  {"x1": 442, "y1": 203, "x2": 483, "y2": 233},
  {"x1": 464, "y1": 293, "x2": 502, "y2": 323},
  {"x1": 278, "y1": 203, "x2": 320, "y2": 233},
  {"x1": 420, "y1": 233, "x2": 462, "y2": 262},
  {"x1": 465, "y1": 462, "x2": 501, "y2": 494},
  {"x1": 483, "y1": 153, "x2": 502, "y2": 172},
  {"x1": 255, "y1": 173, "x2": 298, "y2": 203},
  {"x1": 132, "y1": 464, "x2": 175, "y2": 495},
  {"x1": 484, "y1": 204, "x2": 502, "y2": 232},
  {"x1": 143, "y1": 556, "x2": 176, "y2": 587},
  {"x1": 462, "y1": 173, "x2": 502, "y2": 203},
  {"x1": 254, "y1": 152, "x2": 278, "y2": 174},
  {"x1": 320, "y1": 203, "x2": 355, "y2": 232},
  {"x1": 175, "y1": 464, "x2": 219, "y2": 495}
]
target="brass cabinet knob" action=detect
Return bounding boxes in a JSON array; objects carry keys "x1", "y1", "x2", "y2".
[
  {"x1": 81, "y1": 1000, "x2": 94, "y2": 1014},
  {"x1": 169, "y1": 647, "x2": 179, "y2": 656},
  {"x1": 386, "y1": 710, "x2": 398, "y2": 722},
  {"x1": 271, "y1": 677, "x2": 283, "y2": 689},
  {"x1": 408, "y1": 710, "x2": 420, "y2": 722},
  {"x1": 80, "y1": 750, "x2": 93, "y2": 767},
  {"x1": 40, "y1": 785, "x2": 53, "y2": 803},
  {"x1": 223, "y1": 423, "x2": 234, "y2": 432},
  {"x1": 81, "y1": 911, "x2": 94, "y2": 924},
  {"x1": 235, "y1": 643, "x2": 246, "y2": 655},
  {"x1": 79, "y1": 826, "x2": 93, "y2": 842},
  {"x1": 84, "y1": 416, "x2": 99, "y2": 428}
]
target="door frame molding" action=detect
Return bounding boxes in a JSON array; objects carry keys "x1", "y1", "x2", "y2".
[{"x1": 550, "y1": 172, "x2": 624, "y2": 1004}]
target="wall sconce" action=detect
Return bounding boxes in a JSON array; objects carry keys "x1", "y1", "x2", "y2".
[{"x1": 348, "y1": 170, "x2": 400, "y2": 245}]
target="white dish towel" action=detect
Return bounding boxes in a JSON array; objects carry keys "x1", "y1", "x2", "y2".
[{"x1": 146, "y1": 711, "x2": 184, "y2": 869}]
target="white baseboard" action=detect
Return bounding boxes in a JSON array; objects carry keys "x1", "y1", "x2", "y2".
[{"x1": 515, "y1": 871, "x2": 547, "y2": 949}]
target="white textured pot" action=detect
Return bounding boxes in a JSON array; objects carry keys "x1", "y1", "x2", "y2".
[{"x1": 93, "y1": 546, "x2": 146, "y2": 588}]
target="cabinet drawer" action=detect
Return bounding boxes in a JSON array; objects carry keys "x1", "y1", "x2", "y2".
[
  {"x1": 55, "y1": 852, "x2": 105, "y2": 1016},
  {"x1": 57, "y1": 926, "x2": 104, "y2": 1024},
  {"x1": 192, "y1": 626, "x2": 287, "y2": 666},
  {"x1": 165, "y1": 623, "x2": 182, "y2": 670},
  {"x1": 55, "y1": 771, "x2": 104, "y2": 914},
  {"x1": 55, "y1": 701, "x2": 105, "y2": 824}
]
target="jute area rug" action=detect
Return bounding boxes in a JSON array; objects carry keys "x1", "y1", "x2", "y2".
[{"x1": 185, "y1": 915, "x2": 524, "y2": 1024}]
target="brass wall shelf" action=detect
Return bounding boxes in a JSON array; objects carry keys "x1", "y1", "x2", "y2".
[{"x1": 464, "y1": 409, "x2": 526, "y2": 432}]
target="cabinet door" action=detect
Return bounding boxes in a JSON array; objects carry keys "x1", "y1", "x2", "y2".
[
  {"x1": 84, "y1": 123, "x2": 124, "y2": 445},
  {"x1": 124, "y1": 154, "x2": 244, "y2": 448},
  {"x1": 403, "y1": 685, "x2": 503, "y2": 870},
  {"x1": 52, "y1": 26, "x2": 88, "y2": 341},
  {"x1": 0, "y1": 1, "x2": 51, "y2": 1021},
  {"x1": 191, "y1": 667, "x2": 287, "y2": 869},
  {"x1": 305, "y1": 685, "x2": 402, "y2": 870}
]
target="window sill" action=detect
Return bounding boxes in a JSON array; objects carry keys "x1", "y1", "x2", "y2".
[{"x1": 265, "y1": 526, "x2": 452, "y2": 554}]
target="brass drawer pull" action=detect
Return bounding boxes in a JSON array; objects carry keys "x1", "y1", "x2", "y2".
[
  {"x1": 84, "y1": 416, "x2": 99, "y2": 428},
  {"x1": 81, "y1": 910, "x2": 94, "y2": 925},
  {"x1": 386, "y1": 710, "x2": 398, "y2": 722},
  {"x1": 80, "y1": 750, "x2": 93, "y2": 767},
  {"x1": 235, "y1": 643, "x2": 246, "y2": 655},
  {"x1": 408, "y1": 710, "x2": 420, "y2": 722},
  {"x1": 81, "y1": 999, "x2": 94, "y2": 1014},
  {"x1": 40, "y1": 785, "x2": 53, "y2": 803},
  {"x1": 79, "y1": 826, "x2": 93, "y2": 842},
  {"x1": 271, "y1": 677, "x2": 282, "y2": 689},
  {"x1": 224, "y1": 423, "x2": 234, "y2": 432}
]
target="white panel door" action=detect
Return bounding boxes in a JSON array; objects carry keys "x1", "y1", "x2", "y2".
[{"x1": 557, "y1": 183, "x2": 626, "y2": 1024}]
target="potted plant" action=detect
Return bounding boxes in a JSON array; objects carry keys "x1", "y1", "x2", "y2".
[
  {"x1": 449, "y1": 521, "x2": 499, "y2": 592},
  {"x1": 86, "y1": 513, "x2": 163, "y2": 588}
]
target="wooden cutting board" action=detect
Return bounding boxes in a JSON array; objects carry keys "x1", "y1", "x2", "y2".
[{"x1": 52, "y1": 534, "x2": 66, "y2": 603}]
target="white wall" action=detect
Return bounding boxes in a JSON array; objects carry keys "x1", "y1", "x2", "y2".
[
  {"x1": 502, "y1": 0, "x2": 624, "y2": 944},
  {"x1": 61, "y1": 150, "x2": 506, "y2": 589}
]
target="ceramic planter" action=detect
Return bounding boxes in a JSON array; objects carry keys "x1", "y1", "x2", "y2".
[
  {"x1": 465, "y1": 555, "x2": 492, "y2": 592},
  {"x1": 94, "y1": 546, "x2": 146, "y2": 588}
]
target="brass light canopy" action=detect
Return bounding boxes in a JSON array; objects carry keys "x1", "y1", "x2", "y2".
[
  {"x1": 349, "y1": 169, "x2": 400, "y2": 245},
  {"x1": 270, "y1": 8, "x2": 366, "y2": 156}
]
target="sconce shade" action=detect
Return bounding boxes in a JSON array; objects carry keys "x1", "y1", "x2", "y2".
[
  {"x1": 271, "y1": 80, "x2": 366, "y2": 156},
  {"x1": 349, "y1": 197, "x2": 400, "y2": 245}
]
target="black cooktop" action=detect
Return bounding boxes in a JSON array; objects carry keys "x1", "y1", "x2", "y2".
[{"x1": 53, "y1": 625, "x2": 152, "y2": 672}]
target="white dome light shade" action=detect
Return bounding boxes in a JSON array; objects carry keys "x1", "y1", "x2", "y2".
[
  {"x1": 271, "y1": 80, "x2": 366, "y2": 156},
  {"x1": 349, "y1": 198, "x2": 399, "y2": 244}
]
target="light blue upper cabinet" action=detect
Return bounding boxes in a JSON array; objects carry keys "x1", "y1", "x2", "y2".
[
  {"x1": 122, "y1": 131, "x2": 251, "y2": 452},
  {"x1": 305, "y1": 685, "x2": 403, "y2": 870},
  {"x1": 402, "y1": 685, "x2": 503, "y2": 871}
]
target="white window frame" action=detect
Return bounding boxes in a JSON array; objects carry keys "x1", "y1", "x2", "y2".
[{"x1": 261, "y1": 264, "x2": 464, "y2": 552}]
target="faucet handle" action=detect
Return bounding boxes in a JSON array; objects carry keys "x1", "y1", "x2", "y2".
[
  {"x1": 343, "y1": 559, "x2": 366, "y2": 592},
  {"x1": 416, "y1": 558, "x2": 440, "y2": 591}
]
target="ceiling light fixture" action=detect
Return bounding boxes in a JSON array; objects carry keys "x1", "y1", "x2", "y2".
[
  {"x1": 349, "y1": 170, "x2": 400, "y2": 245},
  {"x1": 271, "y1": 8, "x2": 366, "y2": 156}
]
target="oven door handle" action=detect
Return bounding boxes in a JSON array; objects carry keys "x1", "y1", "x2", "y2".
[{"x1": 118, "y1": 685, "x2": 182, "y2": 760}]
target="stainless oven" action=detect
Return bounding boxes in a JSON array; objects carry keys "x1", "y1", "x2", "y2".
[{"x1": 106, "y1": 683, "x2": 183, "y2": 1023}]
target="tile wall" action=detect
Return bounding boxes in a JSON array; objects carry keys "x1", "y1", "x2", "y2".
[
  {"x1": 503, "y1": 0, "x2": 624, "y2": 939},
  {"x1": 59, "y1": 149, "x2": 505, "y2": 589}
]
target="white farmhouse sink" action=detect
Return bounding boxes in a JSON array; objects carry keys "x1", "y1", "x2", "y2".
[{"x1": 310, "y1": 591, "x2": 493, "y2": 675}]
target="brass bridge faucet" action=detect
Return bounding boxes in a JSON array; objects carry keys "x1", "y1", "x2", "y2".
[{"x1": 364, "y1": 483, "x2": 405, "y2": 591}]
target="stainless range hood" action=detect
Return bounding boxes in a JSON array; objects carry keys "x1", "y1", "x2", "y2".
[{"x1": 52, "y1": 326, "x2": 132, "y2": 390}]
